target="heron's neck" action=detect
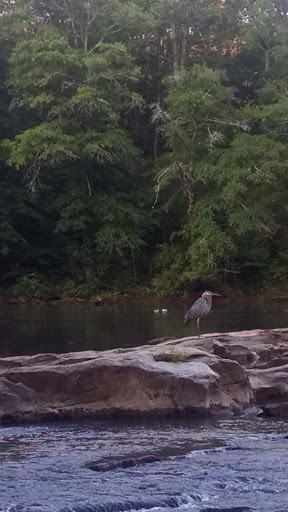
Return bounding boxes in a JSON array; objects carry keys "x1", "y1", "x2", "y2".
[{"x1": 204, "y1": 295, "x2": 212, "y2": 307}]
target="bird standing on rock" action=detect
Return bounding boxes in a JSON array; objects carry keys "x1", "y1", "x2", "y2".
[{"x1": 184, "y1": 291, "x2": 220, "y2": 338}]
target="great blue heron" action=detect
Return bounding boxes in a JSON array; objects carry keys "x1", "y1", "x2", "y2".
[{"x1": 184, "y1": 291, "x2": 220, "y2": 338}]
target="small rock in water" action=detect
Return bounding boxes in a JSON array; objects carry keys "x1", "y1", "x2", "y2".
[{"x1": 86, "y1": 454, "x2": 163, "y2": 472}]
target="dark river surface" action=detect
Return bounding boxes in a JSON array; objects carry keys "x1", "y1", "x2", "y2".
[
  {"x1": 1, "y1": 297, "x2": 288, "y2": 357},
  {"x1": 1, "y1": 299, "x2": 288, "y2": 512}
]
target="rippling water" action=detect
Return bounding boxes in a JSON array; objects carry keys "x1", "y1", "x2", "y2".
[{"x1": 1, "y1": 417, "x2": 288, "y2": 512}]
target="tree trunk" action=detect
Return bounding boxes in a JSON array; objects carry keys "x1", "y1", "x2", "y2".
[
  {"x1": 264, "y1": 48, "x2": 270, "y2": 71},
  {"x1": 170, "y1": 23, "x2": 179, "y2": 76},
  {"x1": 64, "y1": 0, "x2": 78, "y2": 47},
  {"x1": 180, "y1": 27, "x2": 188, "y2": 71},
  {"x1": 153, "y1": 32, "x2": 161, "y2": 160},
  {"x1": 83, "y1": 31, "x2": 88, "y2": 51},
  {"x1": 259, "y1": 40, "x2": 271, "y2": 72},
  {"x1": 130, "y1": 247, "x2": 137, "y2": 285}
]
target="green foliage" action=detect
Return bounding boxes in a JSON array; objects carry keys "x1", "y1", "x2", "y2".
[
  {"x1": 152, "y1": 243, "x2": 188, "y2": 293},
  {"x1": 9, "y1": 272, "x2": 49, "y2": 299},
  {"x1": 4, "y1": 28, "x2": 142, "y2": 199},
  {"x1": 164, "y1": 65, "x2": 234, "y2": 160},
  {"x1": 5, "y1": 124, "x2": 76, "y2": 168},
  {"x1": 2, "y1": 0, "x2": 288, "y2": 297}
]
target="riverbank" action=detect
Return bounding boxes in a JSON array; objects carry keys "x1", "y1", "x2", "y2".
[{"x1": 2, "y1": 281, "x2": 288, "y2": 307}]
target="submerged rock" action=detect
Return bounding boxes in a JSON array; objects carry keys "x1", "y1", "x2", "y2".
[
  {"x1": 1, "y1": 328, "x2": 288, "y2": 422},
  {"x1": 86, "y1": 454, "x2": 163, "y2": 472}
]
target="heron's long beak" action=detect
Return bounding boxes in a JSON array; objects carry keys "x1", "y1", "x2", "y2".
[{"x1": 211, "y1": 293, "x2": 221, "y2": 296}]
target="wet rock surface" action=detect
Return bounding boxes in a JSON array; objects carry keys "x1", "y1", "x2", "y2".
[
  {"x1": 86, "y1": 454, "x2": 164, "y2": 472},
  {"x1": 1, "y1": 328, "x2": 288, "y2": 421}
]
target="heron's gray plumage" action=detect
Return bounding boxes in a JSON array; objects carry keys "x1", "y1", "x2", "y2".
[
  {"x1": 184, "y1": 294, "x2": 212, "y2": 325},
  {"x1": 184, "y1": 290, "x2": 220, "y2": 337}
]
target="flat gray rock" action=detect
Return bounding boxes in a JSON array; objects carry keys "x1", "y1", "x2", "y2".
[{"x1": 1, "y1": 328, "x2": 288, "y2": 422}]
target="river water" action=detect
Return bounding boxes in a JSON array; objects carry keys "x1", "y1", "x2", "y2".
[
  {"x1": 1, "y1": 299, "x2": 288, "y2": 511},
  {"x1": 1, "y1": 417, "x2": 288, "y2": 512},
  {"x1": 1, "y1": 298, "x2": 288, "y2": 357}
]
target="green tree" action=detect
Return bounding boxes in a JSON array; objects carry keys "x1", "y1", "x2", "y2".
[
  {"x1": 2, "y1": 0, "x2": 288, "y2": 298},
  {"x1": 2, "y1": 26, "x2": 153, "y2": 291}
]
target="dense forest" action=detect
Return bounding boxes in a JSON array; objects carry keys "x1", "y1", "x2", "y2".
[{"x1": 1, "y1": 0, "x2": 288, "y2": 299}]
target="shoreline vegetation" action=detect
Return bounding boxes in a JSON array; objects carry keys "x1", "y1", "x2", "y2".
[
  {"x1": 2, "y1": 2, "x2": 288, "y2": 301},
  {"x1": 1, "y1": 283, "x2": 288, "y2": 307}
]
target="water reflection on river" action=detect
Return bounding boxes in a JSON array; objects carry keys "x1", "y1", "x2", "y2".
[{"x1": 1, "y1": 298, "x2": 288, "y2": 356}]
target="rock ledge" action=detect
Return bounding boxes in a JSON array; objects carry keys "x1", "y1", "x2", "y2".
[{"x1": 1, "y1": 328, "x2": 288, "y2": 422}]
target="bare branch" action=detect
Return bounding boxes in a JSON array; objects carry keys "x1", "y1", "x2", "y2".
[
  {"x1": 152, "y1": 167, "x2": 172, "y2": 209},
  {"x1": 207, "y1": 119, "x2": 251, "y2": 131},
  {"x1": 86, "y1": 175, "x2": 92, "y2": 196}
]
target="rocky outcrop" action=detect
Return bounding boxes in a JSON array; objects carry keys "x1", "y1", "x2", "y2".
[
  {"x1": 176, "y1": 328, "x2": 288, "y2": 417},
  {"x1": 0, "y1": 341, "x2": 253, "y2": 422},
  {"x1": 1, "y1": 328, "x2": 288, "y2": 422}
]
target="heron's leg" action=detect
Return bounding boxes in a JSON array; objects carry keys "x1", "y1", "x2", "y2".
[{"x1": 196, "y1": 317, "x2": 200, "y2": 338}]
